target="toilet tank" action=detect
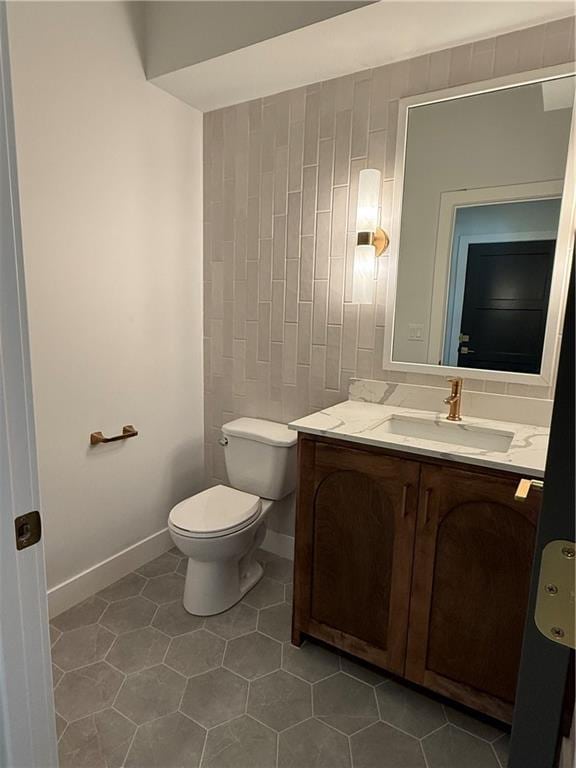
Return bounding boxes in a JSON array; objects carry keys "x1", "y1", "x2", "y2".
[{"x1": 221, "y1": 418, "x2": 297, "y2": 500}]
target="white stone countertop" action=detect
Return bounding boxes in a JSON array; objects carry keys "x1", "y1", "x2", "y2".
[{"x1": 289, "y1": 400, "x2": 549, "y2": 478}]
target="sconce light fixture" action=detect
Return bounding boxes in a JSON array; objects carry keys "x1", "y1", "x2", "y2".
[{"x1": 352, "y1": 168, "x2": 390, "y2": 304}]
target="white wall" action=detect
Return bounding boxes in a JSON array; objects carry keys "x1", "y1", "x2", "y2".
[{"x1": 7, "y1": 1, "x2": 204, "y2": 613}]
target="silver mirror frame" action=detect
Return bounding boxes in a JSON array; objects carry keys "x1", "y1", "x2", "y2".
[{"x1": 383, "y1": 63, "x2": 576, "y2": 386}]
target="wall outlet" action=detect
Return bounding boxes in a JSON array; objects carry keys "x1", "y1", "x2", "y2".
[{"x1": 408, "y1": 323, "x2": 425, "y2": 341}]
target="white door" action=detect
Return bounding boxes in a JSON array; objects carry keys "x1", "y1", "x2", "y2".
[{"x1": 0, "y1": 3, "x2": 57, "y2": 765}]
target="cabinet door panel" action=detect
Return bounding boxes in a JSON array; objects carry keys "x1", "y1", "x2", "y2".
[
  {"x1": 406, "y1": 464, "x2": 540, "y2": 722},
  {"x1": 293, "y1": 437, "x2": 420, "y2": 675}
]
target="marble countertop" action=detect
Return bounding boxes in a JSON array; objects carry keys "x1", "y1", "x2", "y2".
[{"x1": 289, "y1": 400, "x2": 549, "y2": 477}]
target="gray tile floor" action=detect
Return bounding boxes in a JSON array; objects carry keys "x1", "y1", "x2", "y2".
[{"x1": 50, "y1": 549, "x2": 510, "y2": 768}]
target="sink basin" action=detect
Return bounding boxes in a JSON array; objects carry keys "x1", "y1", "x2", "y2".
[{"x1": 378, "y1": 415, "x2": 514, "y2": 453}]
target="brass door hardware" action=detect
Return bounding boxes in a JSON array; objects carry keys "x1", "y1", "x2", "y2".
[
  {"x1": 90, "y1": 425, "x2": 139, "y2": 445},
  {"x1": 534, "y1": 539, "x2": 575, "y2": 649},
  {"x1": 14, "y1": 510, "x2": 42, "y2": 550},
  {"x1": 514, "y1": 478, "x2": 544, "y2": 501},
  {"x1": 444, "y1": 377, "x2": 463, "y2": 421}
]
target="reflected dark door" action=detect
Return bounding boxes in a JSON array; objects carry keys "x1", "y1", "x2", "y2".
[{"x1": 458, "y1": 240, "x2": 555, "y2": 373}]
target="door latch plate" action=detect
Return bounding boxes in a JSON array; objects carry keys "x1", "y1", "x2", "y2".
[
  {"x1": 14, "y1": 510, "x2": 42, "y2": 551},
  {"x1": 534, "y1": 539, "x2": 575, "y2": 649}
]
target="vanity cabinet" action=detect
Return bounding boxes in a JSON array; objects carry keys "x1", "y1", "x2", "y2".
[{"x1": 292, "y1": 434, "x2": 541, "y2": 723}]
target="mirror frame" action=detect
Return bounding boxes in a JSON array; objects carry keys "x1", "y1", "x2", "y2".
[{"x1": 383, "y1": 63, "x2": 576, "y2": 386}]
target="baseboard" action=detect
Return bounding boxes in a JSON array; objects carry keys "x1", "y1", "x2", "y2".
[
  {"x1": 47, "y1": 528, "x2": 172, "y2": 618},
  {"x1": 262, "y1": 528, "x2": 294, "y2": 560}
]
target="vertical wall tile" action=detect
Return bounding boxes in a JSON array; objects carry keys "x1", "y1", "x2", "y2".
[
  {"x1": 271, "y1": 280, "x2": 285, "y2": 342},
  {"x1": 285, "y1": 259, "x2": 299, "y2": 323},
  {"x1": 286, "y1": 192, "x2": 301, "y2": 260},
  {"x1": 234, "y1": 280, "x2": 247, "y2": 340},
  {"x1": 408, "y1": 55, "x2": 430, "y2": 96},
  {"x1": 260, "y1": 172, "x2": 273, "y2": 238},
  {"x1": 288, "y1": 121, "x2": 304, "y2": 192},
  {"x1": 282, "y1": 323, "x2": 298, "y2": 385},
  {"x1": 325, "y1": 325, "x2": 342, "y2": 390},
  {"x1": 333, "y1": 110, "x2": 352, "y2": 186},
  {"x1": 319, "y1": 80, "x2": 336, "y2": 139},
  {"x1": 517, "y1": 25, "x2": 545, "y2": 72},
  {"x1": 494, "y1": 32, "x2": 520, "y2": 76},
  {"x1": 248, "y1": 100, "x2": 262, "y2": 132},
  {"x1": 350, "y1": 78, "x2": 370, "y2": 158},
  {"x1": 310, "y1": 345, "x2": 327, "y2": 407},
  {"x1": 367, "y1": 130, "x2": 387, "y2": 174},
  {"x1": 449, "y1": 44, "x2": 473, "y2": 86},
  {"x1": 428, "y1": 49, "x2": 451, "y2": 91},
  {"x1": 358, "y1": 303, "x2": 376, "y2": 350},
  {"x1": 270, "y1": 342, "x2": 283, "y2": 402},
  {"x1": 341, "y1": 304, "x2": 359, "y2": 370},
  {"x1": 272, "y1": 215, "x2": 287, "y2": 280},
  {"x1": 246, "y1": 261, "x2": 259, "y2": 321},
  {"x1": 327, "y1": 257, "x2": 345, "y2": 326},
  {"x1": 258, "y1": 239, "x2": 272, "y2": 302},
  {"x1": 314, "y1": 212, "x2": 331, "y2": 280},
  {"x1": 274, "y1": 93, "x2": 290, "y2": 147},
  {"x1": 246, "y1": 322, "x2": 258, "y2": 379},
  {"x1": 257, "y1": 302, "x2": 271, "y2": 362},
  {"x1": 289, "y1": 88, "x2": 306, "y2": 124},
  {"x1": 273, "y1": 145, "x2": 288, "y2": 215},
  {"x1": 543, "y1": 17, "x2": 575, "y2": 66},
  {"x1": 297, "y1": 303, "x2": 312, "y2": 365},
  {"x1": 317, "y1": 139, "x2": 335, "y2": 211},
  {"x1": 369, "y1": 67, "x2": 391, "y2": 131},
  {"x1": 247, "y1": 196, "x2": 260, "y2": 259},
  {"x1": 299, "y1": 236, "x2": 315, "y2": 302},
  {"x1": 330, "y1": 187, "x2": 348, "y2": 258},
  {"x1": 301, "y1": 165, "x2": 318, "y2": 236},
  {"x1": 312, "y1": 280, "x2": 328, "y2": 345},
  {"x1": 303, "y1": 89, "x2": 320, "y2": 166},
  {"x1": 470, "y1": 39, "x2": 495, "y2": 82},
  {"x1": 261, "y1": 102, "x2": 275, "y2": 173}
]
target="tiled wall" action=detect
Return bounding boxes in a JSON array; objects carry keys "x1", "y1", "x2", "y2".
[{"x1": 203, "y1": 17, "x2": 575, "y2": 484}]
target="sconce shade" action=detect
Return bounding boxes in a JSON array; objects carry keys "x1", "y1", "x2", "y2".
[
  {"x1": 356, "y1": 168, "x2": 381, "y2": 231},
  {"x1": 352, "y1": 245, "x2": 376, "y2": 304}
]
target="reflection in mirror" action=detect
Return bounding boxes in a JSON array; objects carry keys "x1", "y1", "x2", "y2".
[{"x1": 392, "y1": 75, "x2": 574, "y2": 375}]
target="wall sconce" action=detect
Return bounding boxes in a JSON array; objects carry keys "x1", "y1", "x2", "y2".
[{"x1": 352, "y1": 168, "x2": 390, "y2": 304}]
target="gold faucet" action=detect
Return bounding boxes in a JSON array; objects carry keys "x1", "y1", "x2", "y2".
[{"x1": 444, "y1": 377, "x2": 463, "y2": 421}]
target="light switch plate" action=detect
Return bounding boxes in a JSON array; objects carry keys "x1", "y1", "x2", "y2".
[{"x1": 408, "y1": 323, "x2": 425, "y2": 342}]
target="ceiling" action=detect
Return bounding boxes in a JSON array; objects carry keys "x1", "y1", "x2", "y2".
[{"x1": 148, "y1": 1, "x2": 575, "y2": 111}]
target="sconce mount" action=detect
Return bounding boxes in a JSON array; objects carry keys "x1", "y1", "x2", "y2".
[{"x1": 357, "y1": 227, "x2": 390, "y2": 257}]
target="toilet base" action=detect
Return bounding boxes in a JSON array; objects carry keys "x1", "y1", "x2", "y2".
[{"x1": 182, "y1": 557, "x2": 264, "y2": 616}]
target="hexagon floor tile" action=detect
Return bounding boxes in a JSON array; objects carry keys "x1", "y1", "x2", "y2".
[{"x1": 49, "y1": 548, "x2": 507, "y2": 767}]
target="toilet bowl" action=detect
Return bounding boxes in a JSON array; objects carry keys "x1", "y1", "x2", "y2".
[{"x1": 168, "y1": 418, "x2": 297, "y2": 616}]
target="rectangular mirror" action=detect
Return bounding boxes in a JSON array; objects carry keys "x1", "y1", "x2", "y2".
[{"x1": 386, "y1": 69, "x2": 575, "y2": 384}]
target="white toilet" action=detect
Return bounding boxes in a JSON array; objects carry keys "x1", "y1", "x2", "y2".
[{"x1": 168, "y1": 418, "x2": 297, "y2": 616}]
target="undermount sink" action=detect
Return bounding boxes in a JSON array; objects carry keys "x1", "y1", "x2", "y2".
[{"x1": 378, "y1": 415, "x2": 514, "y2": 453}]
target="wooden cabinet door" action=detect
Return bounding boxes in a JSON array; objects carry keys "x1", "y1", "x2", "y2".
[
  {"x1": 293, "y1": 436, "x2": 420, "y2": 676},
  {"x1": 406, "y1": 464, "x2": 540, "y2": 723}
]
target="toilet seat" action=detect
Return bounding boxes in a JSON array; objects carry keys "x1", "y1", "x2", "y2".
[{"x1": 169, "y1": 485, "x2": 261, "y2": 539}]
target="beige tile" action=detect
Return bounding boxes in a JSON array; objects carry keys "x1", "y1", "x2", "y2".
[
  {"x1": 247, "y1": 196, "x2": 260, "y2": 259},
  {"x1": 260, "y1": 171, "x2": 274, "y2": 238},
  {"x1": 288, "y1": 121, "x2": 304, "y2": 193},
  {"x1": 246, "y1": 261, "x2": 259, "y2": 321},
  {"x1": 270, "y1": 342, "x2": 283, "y2": 402},
  {"x1": 325, "y1": 325, "x2": 342, "y2": 390},
  {"x1": 234, "y1": 281, "x2": 247, "y2": 340},
  {"x1": 297, "y1": 303, "x2": 313, "y2": 366},
  {"x1": 333, "y1": 110, "x2": 352, "y2": 186},
  {"x1": 331, "y1": 186, "x2": 348, "y2": 259},
  {"x1": 335, "y1": 73, "x2": 356, "y2": 113},
  {"x1": 327, "y1": 257, "x2": 345, "y2": 326},
  {"x1": 274, "y1": 93, "x2": 290, "y2": 148},
  {"x1": 517, "y1": 24, "x2": 545, "y2": 72},
  {"x1": 317, "y1": 138, "x2": 335, "y2": 211},
  {"x1": 248, "y1": 130, "x2": 261, "y2": 198},
  {"x1": 389, "y1": 61, "x2": 409, "y2": 100},
  {"x1": 314, "y1": 212, "x2": 331, "y2": 280},
  {"x1": 470, "y1": 39, "x2": 495, "y2": 82},
  {"x1": 408, "y1": 55, "x2": 430, "y2": 95},
  {"x1": 494, "y1": 32, "x2": 520, "y2": 77},
  {"x1": 367, "y1": 130, "x2": 387, "y2": 173},
  {"x1": 257, "y1": 302, "x2": 271, "y2": 362},
  {"x1": 285, "y1": 259, "x2": 299, "y2": 323},
  {"x1": 245, "y1": 322, "x2": 259, "y2": 380},
  {"x1": 233, "y1": 340, "x2": 246, "y2": 396},
  {"x1": 272, "y1": 215, "x2": 287, "y2": 280},
  {"x1": 289, "y1": 87, "x2": 307, "y2": 124},
  {"x1": 358, "y1": 302, "x2": 376, "y2": 350},
  {"x1": 344, "y1": 231, "x2": 356, "y2": 302},
  {"x1": 303, "y1": 89, "x2": 320, "y2": 166},
  {"x1": 312, "y1": 280, "x2": 328, "y2": 345},
  {"x1": 351, "y1": 78, "x2": 370, "y2": 158},
  {"x1": 341, "y1": 303, "x2": 359, "y2": 371},
  {"x1": 248, "y1": 99, "x2": 262, "y2": 132},
  {"x1": 543, "y1": 17, "x2": 575, "y2": 66},
  {"x1": 261, "y1": 102, "x2": 275, "y2": 174},
  {"x1": 301, "y1": 165, "x2": 318, "y2": 236},
  {"x1": 299, "y1": 236, "x2": 315, "y2": 302},
  {"x1": 310, "y1": 345, "x2": 327, "y2": 407},
  {"x1": 258, "y1": 239, "x2": 272, "y2": 303},
  {"x1": 449, "y1": 44, "x2": 473, "y2": 86},
  {"x1": 369, "y1": 67, "x2": 391, "y2": 131},
  {"x1": 271, "y1": 281, "x2": 285, "y2": 343},
  {"x1": 283, "y1": 323, "x2": 298, "y2": 386},
  {"x1": 286, "y1": 192, "x2": 301, "y2": 261},
  {"x1": 319, "y1": 79, "x2": 336, "y2": 139},
  {"x1": 273, "y1": 145, "x2": 288, "y2": 216}
]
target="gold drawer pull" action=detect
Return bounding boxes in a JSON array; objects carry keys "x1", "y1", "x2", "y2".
[
  {"x1": 90, "y1": 425, "x2": 138, "y2": 445},
  {"x1": 515, "y1": 478, "x2": 544, "y2": 502}
]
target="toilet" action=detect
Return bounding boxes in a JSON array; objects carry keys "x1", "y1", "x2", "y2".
[{"x1": 168, "y1": 418, "x2": 297, "y2": 616}]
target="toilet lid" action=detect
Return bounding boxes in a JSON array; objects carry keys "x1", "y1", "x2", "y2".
[{"x1": 169, "y1": 485, "x2": 261, "y2": 537}]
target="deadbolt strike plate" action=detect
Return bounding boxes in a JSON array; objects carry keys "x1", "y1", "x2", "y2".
[{"x1": 534, "y1": 539, "x2": 575, "y2": 650}]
